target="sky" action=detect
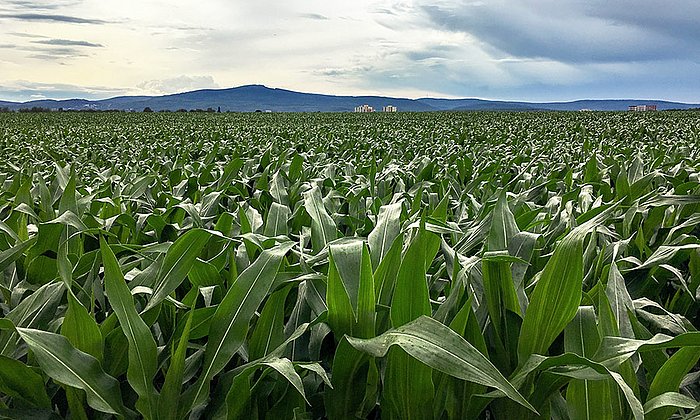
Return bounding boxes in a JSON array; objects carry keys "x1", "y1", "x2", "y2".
[{"x1": 1, "y1": 0, "x2": 699, "y2": 103}]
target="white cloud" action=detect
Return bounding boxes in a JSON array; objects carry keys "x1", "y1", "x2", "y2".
[{"x1": 136, "y1": 75, "x2": 219, "y2": 95}]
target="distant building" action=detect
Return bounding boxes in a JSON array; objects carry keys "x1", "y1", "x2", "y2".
[
  {"x1": 354, "y1": 104, "x2": 374, "y2": 113},
  {"x1": 383, "y1": 105, "x2": 397, "y2": 112},
  {"x1": 628, "y1": 104, "x2": 657, "y2": 111}
]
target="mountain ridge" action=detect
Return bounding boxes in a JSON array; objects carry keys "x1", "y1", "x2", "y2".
[{"x1": 1, "y1": 84, "x2": 698, "y2": 112}]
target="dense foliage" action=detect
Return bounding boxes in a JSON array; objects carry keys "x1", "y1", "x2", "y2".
[{"x1": 1, "y1": 111, "x2": 700, "y2": 419}]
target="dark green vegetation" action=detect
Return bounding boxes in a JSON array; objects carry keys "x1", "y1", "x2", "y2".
[{"x1": 1, "y1": 111, "x2": 700, "y2": 419}]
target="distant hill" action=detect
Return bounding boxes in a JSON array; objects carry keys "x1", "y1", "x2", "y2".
[{"x1": 1, "y1": 84, "x2": 698, "y2": 112}]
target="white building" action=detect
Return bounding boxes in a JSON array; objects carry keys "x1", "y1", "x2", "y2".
[
  {"x1": 354, "y1": 104, "x2": 374, "y2": 113},
  {"x1": 628, "y1": 105, "x2": 657, "y2": 112},
  {"x1": 383, "y1": 105, "x2": 397, "y2": 112}
]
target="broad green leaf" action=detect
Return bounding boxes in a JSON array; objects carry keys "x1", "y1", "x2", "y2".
[
  {"x1": 488, "y1": 190, "x2": 519, "y2": 251},
  {"x1": 643, "y1": 392, "x2": 699, "y2": 416},
  {"x1": 186, "y1": 241, "x2": 294, "y2": 411},
  {"x1": 564, "y1": 306, "x2": 614, "y2": 420},
  {"x1": 144, "y1": 228, "x2": 211, "y2": 311},
  {"x1": 249, "y1": 285, "x2": 292, "y2": 360},
  {"x1": 58, "y1": 166, "x2": 78, "y2": 216},
  {"x1": 261, "y1": 358, "x2": 310, "y2": 405},
  {"x1": 16, "y1": 328, "x2": 129, "y2": 417},
  {"x1": 159, "y1": 312, "x2": 192, "y2": 420},
  {"x1": 373, "y1": 235, "x2": 403, "y2": 334},
  {"x1": 390, "y1": 226, "x2": 431, "y2": 327},
  {"x1": 368, "y1": 201, "x2": 402, "y2": 269},
  {"x1": 0, "y1": 237, "x2": 36, "y2": 272},
  {"x1": 509, "y1": 353, "x2": 643, "y2": 420},
  {"x1": 385, "y1": 225, "x2": 434, "y2": 420},
  {"x1": 0, "y1": 355, "x2": 51, "y2": 408},
  {"x1": 264, "y1": 202, "x2": 291, "y2": 237},
  {"x1": 348, "y1": 316, "x2": 537, "y2": 414},
  {"x1": 434, "y1": 295, "x2": 489, "y2": 419},
  {"x1": 0, "y1": 281, "x2": 64, "y2": 356},
  {"x1": 325, "y1": 338, "x2": 374, "y2": 420},
  {"x1": 595, "y1": 332, "x2": 700, "y2": 368},
  {"x1": 327, "y1": 240, "x2": 375, "y2": 340},
  {"x1": 101, "y1": 236, "x2": 159, "y2": 419},
  {"x1": 519, "y1": 204, "x2": 617, "y2": 362},
  {"x1": 61, "y1": 291, "x2": 103, "y2": 362},
  {"x1": 482, "y1": 250, "x2": 521, "y2": 373},
  {"x1": 605, "y1": 262, "x2": 635, "y2": 338},
  {"x1": 645, "y1": 346, "x2": 700, "y2": 420},
  {"x1": 303, "y1": 185, "x2": 337, "y2": 253}
]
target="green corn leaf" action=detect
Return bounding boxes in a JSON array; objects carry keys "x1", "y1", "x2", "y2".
[
  {"x1": 0, "y1": 237, "x2": 36, "y2": 272},
  {"x1": 303, "y1": 185, "x2": 338, "y2": 253},
  {"x1": 434, "y1": 295, "x2": 489, "y2": 419},
  {"x1": 249, "y1": 285, "x2": 292, "y2": 360},
  {"x1": 643, "y1": 392, "x2": 699, "y2": 416},
  {"x1": 595, "y1": 332, "x2": 700, "y2": 368},
  {"x1": 325, "y1": 338, "x2": 375, "y2": 420},
  {"x1": 159, "y1": 312, "x2": 192, "y2": 420},
  {"x1": 605, "y1": 262, "x2": 635, "y2": 338},
  {"x1": 261, "y1": 358, "x2": 310, "y2": 406},
  {"x1": 509, "y1": 353, "x2": 643, "y2": 420},
  {"x1": 384, "y1": 225, "x2": 434, "y2": 420},
  {"x1": 0, "y1": 281, "x2": 64, "y2": 357},
  {"x1": 0, "y1": 355, "x2": 52, "y2": 409},
  {"x1": 144, "y1": 228, "x2": 212, "y2": 311},
  {"x1": 264, "y1": 202, "x2": 291, "y2": 237},
  {"x1": 482, "y1": 250, "x2": 521, "y2": 374},
  {"x1": 61, "y1": 291, "x2": 103, "y2": 362},
  {"x1": 645, "y1": 346, "x2": 700, "y2": 420},
  {"x1": 488, "y1": 190, "x2": 520, "y2": 252},
  {"x1": 327, "y1": 240, "x2": 375, "y2": 340},
  {"x1": 16, "y1": 328, "x2": 130, "y2": 417},
  {"x1": 347, "y1": 315, "x2": 537, "y2": 414},
  {"x1": 101, "y1": 236, "x2": 159, "y2": 419},
  {"x1": 518, "y1": 204, "x2": 618, "y2": 363},
  {"x1": 564, "y1": 306, "x2": 614, "y2": 420},
  {"x1": 373, "y1": 235, "x2": 403, "y2": 334},
  {"x1": 368, "y1": 201, "x2": 403, "y2": 269},
  {"x1": 185, "y1": 241, "x2": 294, "y2": 411}
]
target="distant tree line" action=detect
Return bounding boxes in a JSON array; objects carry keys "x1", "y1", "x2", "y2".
[
  {"x1": 145, "y1": 107, "x2": 221, "y2": 112},
  {"x1": 18, "y1": 107, "x2": 54, "y2": 113}
]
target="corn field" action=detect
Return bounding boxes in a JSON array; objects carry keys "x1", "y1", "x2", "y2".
[{"x1": 1, "y1": 111, "x2": 700, "y2": 419}]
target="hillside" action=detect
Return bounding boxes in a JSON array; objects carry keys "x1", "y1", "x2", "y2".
[{"x1": 1, "y1": 84, "x2": 698, "y2": 112}]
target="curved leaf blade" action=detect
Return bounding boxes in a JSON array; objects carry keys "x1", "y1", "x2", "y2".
[
  {"x1": 347, "y1": 316, "x2": 537, "y2": 414},
  {"x1": 16, "y1": 328, "x2": 129, "y2": 417}
]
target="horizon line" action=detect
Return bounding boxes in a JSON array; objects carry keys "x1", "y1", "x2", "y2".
[{"x1": 1, "y1": 83, "x2": 699, "y2": 106}]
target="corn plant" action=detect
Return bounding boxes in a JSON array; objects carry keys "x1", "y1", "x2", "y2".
[{"x1": 1, "y1": 111, "x2": 700, "y2": 419}]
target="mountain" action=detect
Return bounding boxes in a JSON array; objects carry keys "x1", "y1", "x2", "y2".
[{"x1": 1, "y1": 84, "x2": 698, "y2": 112}]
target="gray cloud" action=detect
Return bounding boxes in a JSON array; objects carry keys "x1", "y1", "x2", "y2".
[
  {"x1": 27, "y1": 46, "x2": 89, "y2": 58},
  {"x1": 33, "y1": 38, "x2": 103, "y2": 47},
  {"x1": 312, "y1": 65, "x2": 374, "y2": 78},
  {"x1": 404, "y1": 45, "x2": 460, "y2": 62},
  {"x1": 0, "y1": 42, "x2": 92, "y2": 59},
  {"x1": 7, "y1": 31, "x2": 46, "y2": 38},
  {"x1": 299, "y1": 13, "x2": 329, "y2": 20},
  {"x1": 0, "y1": 81, "x2": 127, "y2": 102},
  {"x1": 413, "y1": 0, "x2": 700, "y2": 64},
  {"x1": 0, "y1": 13, "x2": 107, "y2": 24},
  {"x1": 3, "y1": 0, "x2": 82, "y2": 10}
]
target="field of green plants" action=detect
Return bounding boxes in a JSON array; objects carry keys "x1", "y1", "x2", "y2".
[{"x1": 1, "y1": 111, "x2": 700, "y2": 419}]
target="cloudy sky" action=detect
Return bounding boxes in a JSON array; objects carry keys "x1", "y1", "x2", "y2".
[{"x1": 1, "y1": 0, "x2": 698, "y2": 102}]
